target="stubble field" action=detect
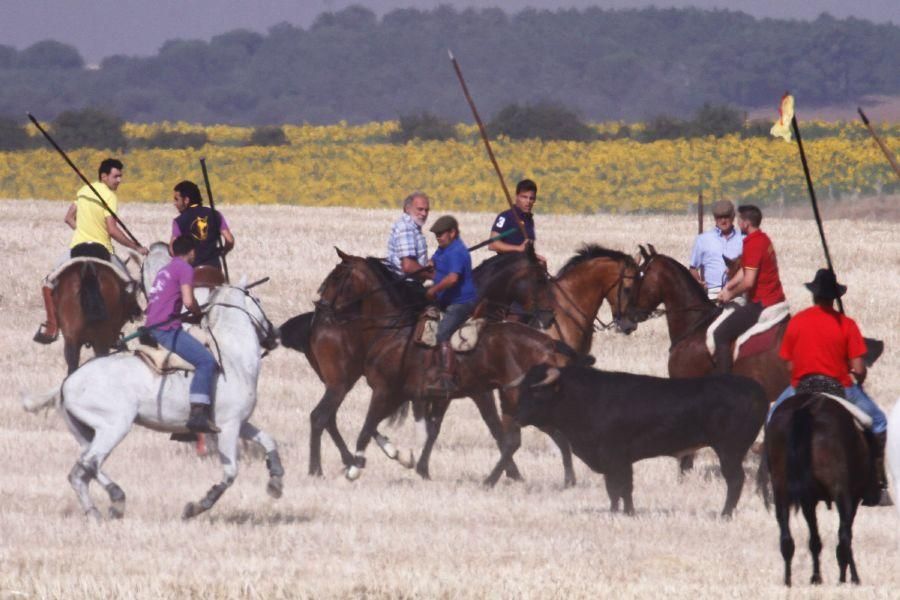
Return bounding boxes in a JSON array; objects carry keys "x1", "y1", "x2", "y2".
[{"x1": 1, "y1": 199, "x2": 898, "y2": 598}]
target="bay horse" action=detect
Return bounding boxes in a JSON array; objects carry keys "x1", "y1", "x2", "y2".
[
  {"x1": 52, "y1": 258, "x2": 141, "y2": 374},
  {"x1": 280, "y1": 246, "x2": 555, "y2": 479},
  {"x1": 310, "y1": 250, "x2": 591, "y2": 484},
  {"x1": 761, "y1": 393, "x2": 880, "y2": 586}
]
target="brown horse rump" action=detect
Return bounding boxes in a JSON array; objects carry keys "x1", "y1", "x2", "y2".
[
  {"x1": 194, "y1": 265, "x2": 226, "y2": 288},
  {"x1": 46, "y1": 256, "x2": 134, "y2": 288}
]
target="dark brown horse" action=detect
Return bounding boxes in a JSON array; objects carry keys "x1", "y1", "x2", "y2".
[
  {"x1": 53, "y1": 260, "x2": 141, "y2": 373},
  {"x1": 307, "y1": 250, "x2": 590, "y2": 483},
  {"x1": 761, "y1": 393, "x2": 879, "y2": 586},
  {"x1": 280, "y1": 247, "x2": 555, "y2": 478}
]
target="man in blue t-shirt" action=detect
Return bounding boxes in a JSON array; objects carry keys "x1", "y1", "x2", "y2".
[
  {"x1": 488, "y1": 178, "x2": 546, "y2": 265},
  {"x1": 425, "y1": 215, "x2": 478, "y2": 391}
]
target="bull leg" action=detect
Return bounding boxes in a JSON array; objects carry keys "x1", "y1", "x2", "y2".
[
  {"x1": 605, "y1": 464, "x2": 635, "y2": 515},
  {"x1": 716, "y1": 448, "x2": 746, "y2": 518},
  {"x1": 775, "y1": 495, "x2": 795, "y2": 587},
  {"x1": 484, "y1": 415, "x2": 521, "y2": 488},
  {"x1": 240, "y1": 421, "x2": 284, "y2": 499},
  {"x1": 800, "y1": 502, "x2": 823, "y2": 585},
  {"x1": 540, "y1": 427, "x2": 576, "y2": 488},
  {"x1": 836, "y1": 496, "x2": 861, "y2": 584},
  {"x1": 64, "y1": 341, "x2": 81, "y2": 375},
  {"x1": 183, "y1": 418, "x2": 240, "y2": 519},
  {"x1": 471, "y1": 391, "x2": 522, "y2": 481},
  {"x1": 309, "y1": 386, "x2": 351, "y2": 476}
]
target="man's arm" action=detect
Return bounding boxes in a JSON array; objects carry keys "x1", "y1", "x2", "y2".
[
  {"x1": 717, "y1": 267, "x2": 755, "y2": 302},
  {"x1": 688, "y1": 237, "x2": 704, "y2": 284},
  {"x1": 849, "y1": 356, "x2": 867, "y2": 385},
  {"x1": 64, "y1": 204, "x2": 77, "y2": 230},
  {"x1": 180, "y1": 283, "x2": 202, "y2": 316},
  {"x1": 487, "y1": 229, "x2": 528, "y2": 254},
  {"x1": 401, "y1": 257, "x2": 431, "y2": 280},
  {"x1": 221, "y1": 228, "x2": 235, "y2": 255},
  {"x1": 105, "y1": 215, "x2": 149, "y2": 255},
  {"x1": 689, "y1": 267, "x2": 704, "y2": 285},
  {"x1": 425, "y1": 273, "x2": 459, "y2": 300}
]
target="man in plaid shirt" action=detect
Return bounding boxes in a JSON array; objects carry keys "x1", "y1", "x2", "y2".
[{"x1": 386, "y1": 191, "x2": 432, "y2": 281}]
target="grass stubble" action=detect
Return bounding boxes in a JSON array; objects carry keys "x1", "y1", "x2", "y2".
[{"x1": 0, "y1": 200, "x2": 898, "y2": 599}]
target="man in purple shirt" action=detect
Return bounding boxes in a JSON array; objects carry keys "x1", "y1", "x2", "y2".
[
  {"x1": 170, "y1": 180, "x2": 234, "y2": 272},
  {"x1": 144, "y1": 235, "x2": 220, "y2": 433}
]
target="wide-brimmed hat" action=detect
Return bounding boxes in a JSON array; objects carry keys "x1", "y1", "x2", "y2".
[
  {"x1": 804, "y1": 268, "x2": 847, "y2": 299},
  {"x1": 430, "y1": 215, "x2": 458, "y2": 234},
  {"x1": 711, "y1": 200, "x2": 735, "y2": 218}
]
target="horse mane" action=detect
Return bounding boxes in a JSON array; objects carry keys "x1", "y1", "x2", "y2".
[
  {"x1": 362, "y1": 257, "x2": 427, "y2": 312},
  {"x1": 654, "y1": 254, "x2": 713, "y2": 303},
  {"x1": 556, "y1": 244, "x2": 635, "y2": 277}
]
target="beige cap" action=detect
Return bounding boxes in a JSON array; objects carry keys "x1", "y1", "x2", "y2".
[{"x1": 711, "y1": 200, "x2": 735, "y2": 218}]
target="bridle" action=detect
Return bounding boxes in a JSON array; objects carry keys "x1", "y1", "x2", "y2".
[
  {"x1": 206, "y1": 286, "x2": 278, "y2": 350},
  {"x1": 548, "y1": 259, "x2": 639, "y2": 337}
]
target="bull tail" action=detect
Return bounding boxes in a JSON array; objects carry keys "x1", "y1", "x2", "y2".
[
  {"x1": 279, "y1": 312, "x2": 313, "y2": 354},
  {"x1": 552, "y1": 339, "x2": 595, "y2": 367},
  {"x1": 79, "y1": 262, "x2": 108, "y2": 323},
  {"x1": 786, "y1": 406, "x2": 815, "y2": 508}
]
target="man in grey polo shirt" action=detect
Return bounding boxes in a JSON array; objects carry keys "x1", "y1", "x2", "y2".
[
  {"x1": 386, "y1": 191, "x2": 432, "y2": 281},
  {"x1": 689, "y1": 199, "x2": 744, "y2": 299}
]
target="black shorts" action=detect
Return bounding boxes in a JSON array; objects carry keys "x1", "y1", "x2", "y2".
[{"x1": 70, "y1": 243, "x2": 111, "y2": 261}]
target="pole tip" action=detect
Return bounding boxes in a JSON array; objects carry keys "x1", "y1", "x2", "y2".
[
  {"x1": 447, "y1": 49, "x2": 455, "y2": 60},
  {"x1": 857, "y1": 107, "x2": 869, "y2": 125}
]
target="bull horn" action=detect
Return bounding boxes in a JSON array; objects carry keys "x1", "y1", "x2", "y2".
[{"x1": 533, "y1": 367, "x2": 561, "y2": 387}]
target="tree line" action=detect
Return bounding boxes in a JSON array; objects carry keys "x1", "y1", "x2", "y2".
[{"x1": 1, "y1": 6, "x2": 898, "y2": 126}]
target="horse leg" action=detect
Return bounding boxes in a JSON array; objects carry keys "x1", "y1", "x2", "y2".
[
  {"x1": 414, "y1": 397, "x2": 451, "y2": 480},
  {"x1": 64, "y1": 340, "x2": 81, "y2": 375},
  {"x1": 240, "y1": 421, "x2": 284, "y2": 500},
  {"x1": 539, "y1": 427, "x2": 576, "y2": 488},
  {"x1": 483, "y1": 390, "x2": 524, "y2": 488},
  {"x1": 68, "y1": 416, "x2": 131, "y2": 521},
  {"x1": 183, "y1": 419, "x2": 239, "y2": 519},
  {"x1": 775, "y1": 494, "x2": 795, "y2": 586},
  {"x1": 345, "y1": 390, "x2": 397, "y2": 481},
  {"x1": 470, "y1": 391, "x2": 522, "y2": 481},
  {"x1": 800, "y1": 502, "x2": 823, "y2": 585},
  {"x1": 309, "y1": 385, "x2": 350, "y2": 476},
  {"x1": 836, "y1": 496, "x2": 861, "y2": 584},
  {"x1": 716, "y1": 448, "x2": 745, "y2": 518},
  {"x1": 94, "y1": 470, "x2": 127, "y2": 519}
]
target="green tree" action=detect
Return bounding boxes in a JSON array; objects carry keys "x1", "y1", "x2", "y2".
[
  {"x1": 17, "y1": 40, "x2": 83, "y2": 69},
  {"x1": 246, "y1": 126, "x2": 290, "y2": 146},
  {"x1": 52, "y1": 108, "x2": 126, "y2": 150},
  {"x1": 487, "y1": 103, "x2": 595, "y2": 141},
  {"x1": 390, "y1": 113, "x2": 456, "y2": 143},
  {"x1": 0, "y1": 116, "x2": 31, "y2": 150}
]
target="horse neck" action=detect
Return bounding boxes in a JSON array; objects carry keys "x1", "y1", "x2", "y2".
[
  {"x1": 652, "y1": 257, "x2": 715, "y2": 343},
  {"x1": 552, "y1": 258, "x2": 619, "y2": 349},
  {"x1": 208, "y1": 301, "x2": 261, "y2": 374}
]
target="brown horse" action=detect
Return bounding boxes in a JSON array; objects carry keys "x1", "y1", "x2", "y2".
[
  {"x1": 280, "y1": 247, "x2": 555, "y2": 478},
  {"x1": 53, "y1": 260, "x2": 141, "y2": 373},
  {"x1": 761, "y1": 393, "x2": 879, "y2": 586}
]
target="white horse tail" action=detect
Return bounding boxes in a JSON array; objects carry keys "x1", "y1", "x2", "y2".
[{"x1": 21, "y1": 386, "x2": 62, "y2": 413}]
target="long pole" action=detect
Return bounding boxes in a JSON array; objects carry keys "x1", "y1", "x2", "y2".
[
  {"x1": 697, "y1": 187, "x2": 704, "y2": 234},
  {"x1": 857, "y1": 107, "x2": 900, "y2": 180},
  {"x1": 27, "y1": 113, "x2": 143, "y2": 248},
  {"x1": 199, "y1": 158, "x2": 230, "y2": 283},
  {"x1": 790, "y1": 115, "x2": 843, "y2": 313},
  {"x1": 448, "y1": 50, "x2": 529, "y2": 243}
]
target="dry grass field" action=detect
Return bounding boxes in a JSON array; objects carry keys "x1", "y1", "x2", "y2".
[{"x1": 1, "y1": 199, "x2": 898, "y2": 599}]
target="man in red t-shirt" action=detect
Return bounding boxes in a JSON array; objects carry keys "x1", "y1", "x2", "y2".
[
  {"x1": 768, "y1": 268, "x2": 889, "y2": 504},
  {"x1": 713, "y1": 205, "x2": 785, "y2": 373}
]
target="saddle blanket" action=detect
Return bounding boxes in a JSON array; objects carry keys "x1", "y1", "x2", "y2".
[
  {"x1": 45, "y1": 256, "x2": 135, "y2": 289},
  {"x1": 133, "y1": 326, "x2": 214, "y2": 374},
  {"x1": 706, "y1": 301, "x2": 790, "y2": 360},
  {"x1": 415, "y1": 315, "x2": 486, "y2": 353},
  {"x1": 772, "y1": 393, "x2": 873, "y2": 431}
]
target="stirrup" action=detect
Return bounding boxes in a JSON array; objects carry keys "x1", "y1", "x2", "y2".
[{"x1": 33, "y1": 324, "x2": 59, "y2": 344}]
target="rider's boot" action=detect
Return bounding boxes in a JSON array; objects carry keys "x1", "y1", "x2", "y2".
[
  {"x1": 874, "y1": 431, "x2": 893, "y2": 507},
  {"x1": 438, "y1": 341, "x2": 456, "y2": 393},
  {"x1": 187, "y1": 403, "x2": 221, "y2": 434},
  {"x1": 713, "y1": 341, "x2": 733, "y2": 374},
  {"x1": 33, "y1": 286, "x2": 59, "y2": 344}
]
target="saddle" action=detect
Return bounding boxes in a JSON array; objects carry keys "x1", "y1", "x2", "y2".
[
  {"x1": 706, "y1": 301, "x2": 790, "y2": 361},
  {"x1": 413, "y1": 309, "x2": 486, "y2": 353},
  {"x1": 46, "y1": 256, "x2": 137, "y2": 293},
  {"x1": 133, "y1": 326, "x2": 215, "y2": 374}
]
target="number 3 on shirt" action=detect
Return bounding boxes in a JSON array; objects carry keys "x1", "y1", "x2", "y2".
[{"x1": 495, "y1": 216, "x2": 505, "y2": 228}]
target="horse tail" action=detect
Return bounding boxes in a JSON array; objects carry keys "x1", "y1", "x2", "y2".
[
  {"x1": 786, "y1": 405, "x2": 815, "y2": 508},
  {"x1": 552, "y1": 339, "x2": 595, "y2": 367},
  {"x1": 387, "y1": 399, "x2": 410, "y2": 427},
  {"x1": 79, "y1": 262, "x2": 108, "y2": 323},
  {"x1": 279, "y1": 312, "x2": 313, "y2": 354},
  {"x1": 21, "y1": 386, "x2": 61, "y2": 413}
]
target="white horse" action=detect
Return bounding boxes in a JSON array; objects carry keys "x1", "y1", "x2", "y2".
[
  {"x1": 888, "y1": 399, "x2": 900, "y2": 523},
  {"x1": 140, "y1": 241, "x2": 172, "y2": 303},
  {"x1": 25, "y1": 283, "x2": 282, "y2": 520}
]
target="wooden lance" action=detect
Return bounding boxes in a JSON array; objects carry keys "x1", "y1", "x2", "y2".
[
  {"x1": 857, "y1": 107, "x2": 900, "y2": 181},
  {"x1": 199, "y1": 158, "x2": 230, "y2": 283}
]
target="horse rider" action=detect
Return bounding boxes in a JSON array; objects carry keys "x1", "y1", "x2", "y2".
[
  {"x1": 769, "y1": 268, "x2": 890, "y2": 505},
  {"x1": 689, "y1": 199, "x2": 743, "y2": 300},
  {"x1": 385, "y1": 191, "x2": 432, "y2": 283},
  {"x1": 488, "y1": 178, "x2": 547, "y2": 265},
  {"x1": 714, "y1": 204, "x2": 785, "y2": 373},
  {"x1": 170, "y1": 180, "x2": 234, "y2": 272},
  {"x1": 425, "y1": 215, "x2": 478, "y2": 391},
  {"x1": 143, "y1": 235, "x2": 220, "y2": 434},
  {"x1": 34, "y1": 157, "x2": 149, "y2": 344}
]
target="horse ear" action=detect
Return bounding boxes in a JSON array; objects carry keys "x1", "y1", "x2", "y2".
[
  {"x1": 638, "y1": 245, "x2": 650, "y2": 261},
  {"x1": 335, "y1": 247, "x2": 349, "y2": 261},
  {"x1": 648, "y1": 243, "x2": 658, "y2": 256}
]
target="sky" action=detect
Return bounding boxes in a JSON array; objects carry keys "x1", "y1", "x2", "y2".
[{"x1": 3, "y1": 0, "x2": 899, "y2": 65}]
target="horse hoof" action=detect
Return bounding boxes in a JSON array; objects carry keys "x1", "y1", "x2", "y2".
[
  {"x1": 267, "y1": 477, "x2": 283, "y2": 499},
  {"x1": 415, "y1": 464, "x2": 431, "y2": 480},
  {"x1": 397, "y1": 449, "x2": 415, "y2": 469},
  {"x1": 86, "y1": 507, "x2": 102, "y2": 522},
  {"x1": 378, "y1": 440, "x2": 398, "y2": 460},
  {"x1": 182, "y1": 502, "x2": 200, "y2": 520},
  {"x1": 108, "y1": 505, "x2": 125, "y2": 520},
  {"x1": 345, "y1": 465, "x2": 361, "y2": 481}
]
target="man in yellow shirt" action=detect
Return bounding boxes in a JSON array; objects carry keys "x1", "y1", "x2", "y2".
[{"x1": 34, "y1": 158, "x2": 148, "y2": 343}]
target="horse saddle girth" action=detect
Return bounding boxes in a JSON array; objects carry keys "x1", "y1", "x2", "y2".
[{"x1": 133, "y1": 327, "x2": 215, "y2": 374}]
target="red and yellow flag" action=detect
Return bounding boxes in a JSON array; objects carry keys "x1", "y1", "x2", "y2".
[{"x1": 770, "y1": 93, "x2": 795, "y2": 141}]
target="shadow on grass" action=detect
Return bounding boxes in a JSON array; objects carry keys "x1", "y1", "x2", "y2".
[{"x1": 208, "y1": 510, "x2": 314, "y2": 526}]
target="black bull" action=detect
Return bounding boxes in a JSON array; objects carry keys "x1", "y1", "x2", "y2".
[{"x1": 515, "y1": 364, "x2": 767, "y2": 517}]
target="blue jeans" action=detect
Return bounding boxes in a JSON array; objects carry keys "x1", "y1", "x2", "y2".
[
  {"x1": 436, "y1": 302, "x2": 475, "y2": 343},
  {"x1": 152, "y1": 327, "x2": 217, "y2": 405},
  {"x1": 768, "y1": 383, "x2": 887, "y2": 433}
]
